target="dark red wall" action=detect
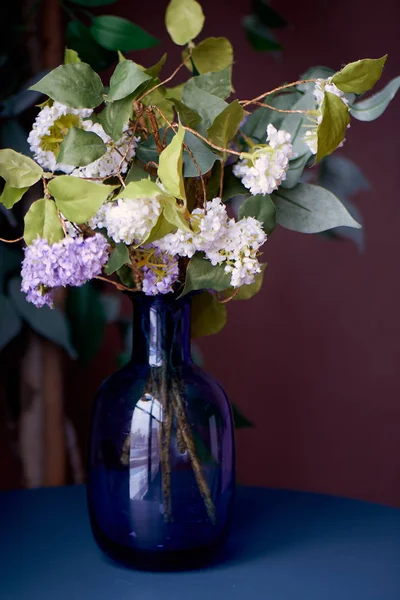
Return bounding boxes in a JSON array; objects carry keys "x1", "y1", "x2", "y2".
[
  {"x1": 101, "y1": 0, "x2": 400, "y2": 506},
  {"x1": 193, "y1": 0, "x2": 400, "y2": 507}
]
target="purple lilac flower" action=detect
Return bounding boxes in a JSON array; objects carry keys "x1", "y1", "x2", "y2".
[
  {"x1": 141, "y1": 250, "x2": 179, "y2": 296},
  {"x1": 21, "y1": 233, "x2": 109, "y2": 307}
]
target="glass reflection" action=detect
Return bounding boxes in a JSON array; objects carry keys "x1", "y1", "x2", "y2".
[{"x1": 129, "y1": 393, "x2": 162, "y2": 500}]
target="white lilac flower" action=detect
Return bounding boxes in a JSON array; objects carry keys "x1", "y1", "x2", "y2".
[
  {"x1": 28, "y1": 102, "x2": 93, "y2": 173},
  {"x1": 141, "y1": 250, "x2": 179, "y2": 295},
  {"x1": 233, "y1": 124, "x2": 294, "y2": 196},
  {"x1": 153, "y1": 228, "x2": 197, "y2": 258},
  {"x1": 313, "y1": 78, "x2": 349, "y2": 108},
  {"x1": 21, "y1": 234, "x2": 109, "y2": 307},
  {"x1": 71, "y1": 122, "x2": 137, "y2": 180},
  {"x1": 303, "y1": 77, "x2": 350, "y2": 155},
  {"x1": 154, "y1": 198, "x2": 230, "y2": 258},
  {"x1": 27, "y1": 101, "x2": 136, "y2": 177},
  {"x1": 220, "y1": 217, "x2": 267, "y2": 287},
  {"x1": 154, "y1": 198, "x2": 267, "y2": 289},
  {"x1": 90, "y1": 196, "x2": 162, "y2": 245}
]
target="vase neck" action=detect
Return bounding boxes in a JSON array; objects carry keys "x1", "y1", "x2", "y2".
[{"x1": 130, "y1": 294, "x2": 192, "y2": 367}]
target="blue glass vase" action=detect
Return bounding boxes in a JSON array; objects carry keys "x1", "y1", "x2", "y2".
[{"x1": 87, "y1": 293, "x2": 235, "y2": 568}]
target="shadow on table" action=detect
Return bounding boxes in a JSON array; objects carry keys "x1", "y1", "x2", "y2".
[{"x1": 101, "y1": 486, "x2": 383, "y2": 572}]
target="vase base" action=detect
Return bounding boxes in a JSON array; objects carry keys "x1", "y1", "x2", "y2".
[{"x1": 91, "y1": 521, "x2": 230, "y2": 571}]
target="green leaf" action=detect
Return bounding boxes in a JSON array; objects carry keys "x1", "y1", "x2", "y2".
[
  {"x1": 8, "y1": 277, "x2": 77, "y2": 358},
  {"x1": 125, "y1": 164, "x2": 155, "y2": 185},
  {"x1": 58, "y1": 127, "x2": 107, "y2": 166},
  {"x1": 281, "y1": 152, "x2": 312, "y2": 189},
  {"x1": 97, "y1": 94, "x2": 134, "y2": 141},
  {"x1": 194, "y1": 67, "x2": 233, "y2": 100},
  {"x1": 221, "y1": 164, "x2": 250, "y2": 201},
  {"x1": 165, "y1": 0, "x2": 205, "y2": 46},
  {"x1": 135, "y1": 134, "x2": 160, "y2": 165},
  {"x1": 104, "y1": 243, "x2": 129, "y2": 275},
  {"x1": 191, "y1": 291, "x2": 227, "y2": 337},
  {"x1": 182, "y1": 79, "x2": 227, "y2": 129},
  {"x1": 91, "y1": 16, "x2": 159, "y2": 52},
  {"x1": 331, "y1": 55, "x2": 387, "y2": 94},
  {"x1": 316, "y1": 92, "x2": 350, "y2": 162},
  {"x1": 141, "y1": 88, "x2": 175, "y2": 126},
  {"x1": 297, "y1": 66, "x2": 335, "y2": 92},
  {"x1": 238, "y1": 194, "x2": 276, "y2": 235},
  {"x1": 319, "y1": 155, "x2": 370, "y2": 200},
  {"x1": 0, "y1": 184, "x2": 29, "y2": 209},
  {"x1": 69, "y1": 0, "x2": 117, "y2": 5},
  {"x1": 254, "y1": 0, "x2": 287, "y2": 28},
  {"x1": 116, "y1": 264, "x2": 135, "y2": 288},
  {"x1": 65, "y1": 283, "x2": 106, "y2": 364},
  {"x1": 107, "y1": 60, "x2": 152, "y2": 102},
  {"x1": 172, "y1": 99, "x2": 201, "y2": 129},
  {"x1": 190, "y1": 37, "x2": 233, "y2": 74},
  {"x1": 165, "y1": 83, "x2": 185, "y2": 101},
  {"x1": 29, "y1": 63, "x2": 104, "y2": 109},
  {"x1": 181, "y1": 253, "x2": 231, "y2": 296},
  {"x1": 66, "y1": 21, "x2": 115, "y2": 72},
  {"x1": 162, "y1": 198, "x2": 191, "y2": 232},
  {"x1": 317, "y1": 155, "x2": 368, "y2": 250},
  {"x1": 158, "y1": 122, "x2": 186, "y2": 200},
  {"x1": 64, "y1": 48, "x2": 81, "y2": 64},
  {"x1": 207, "y1": 100, "x2": 244, "y2": 148},
  {"x1": 234, "y1": 264, "x2": 267, "y2": 300},
  {"x1": 145, "y1": 213, "x2": 176, "y2": 244},
  {"x1": 117, "y1": 179, "x2": 165, "y2": 200},
  {"x1": 145, "y1": 53, "x2": 167, "y2": 78},
  {"x1": 243, "y1": 14, "x2": 282, "y2": 51},
  {"x1": 183, "y1": 131, "x2": 221, "y2": 177},
  {"x1": 0, "y1": 149, "x2": 43, "y2": 188},
  {"x1": 242, "y1": 92, "x2": 302, "y2": 143},
  {"x1": 232, "y1": 403, "x2": 254, "y2": 428},
  {"x1": 48, "y1": 176, "x2": 117, "y2": 223},
  {"x1": 350, "y1": 76, "x2": 400, "y2": 121},
  {"x1": 0, "y1": 294, "x2": 22, "y2": 350},
  {"x1": 24, "y1": 198, "x2": 64, "y2": 245},
  {"x1": 272, "y1": 183, "x2": 362, "y2": 233},
  {"x1": 279, "y1": 89, "x2": 316, "y2": 157}
]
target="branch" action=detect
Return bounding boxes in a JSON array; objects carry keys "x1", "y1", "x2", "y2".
[
  {"x1": 94, "y1": 275, "x2": 136, "y2": 292},
  {"x1": 0, "y1": 235, "x2": 23, "y2": 243},
  {"x1": 243, "y1": 100, "x2": 313, "y2": 114},
  {"x1": 137, "y1": 49, "x2": 193, "y2": 103},
  {"x1": 240, "y1": 78, "x2": 318, "y2": 108}
]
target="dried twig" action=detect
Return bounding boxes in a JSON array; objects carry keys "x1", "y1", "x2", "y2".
[
  {"x1": 240, "y1": 78, "x2": 318, "y2": 108},
  {"x1": 244, "y1": 100, "x2": 313, "y2": 114},
  {"x1": 0, "y1": 235, "x2": 23, "y2": 243},
  {"x1": 137, "y1": 49, "x2": 193, "y2": 103},
  {"x1": 171, "y1": 381, "x2": 216, "y2": 524}
]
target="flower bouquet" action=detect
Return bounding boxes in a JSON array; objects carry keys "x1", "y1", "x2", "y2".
[{"x1": 0, "y1": 0, "x2": 398, "y2": 567}]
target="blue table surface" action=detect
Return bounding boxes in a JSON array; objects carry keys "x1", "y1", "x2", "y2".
[{"x1": 1, "y1": 485, "x2": 400, "y2": 600}]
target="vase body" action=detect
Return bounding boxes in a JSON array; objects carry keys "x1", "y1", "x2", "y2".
[{"x1": 87, "y1": 293, "x2": 235, "y2": 567}]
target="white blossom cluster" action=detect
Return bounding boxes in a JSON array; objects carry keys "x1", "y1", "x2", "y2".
[
  {"x1": 90, "y1": 196, "x2": 162, "y2": 245},
  {"x1": 153, "y1": 198, "x2": 267, "y2": 288},
  {"x1": 27, "y1": 102, "x2": 92, "y2": 173},
  {"x1": 72, "y1": 121, "x2": 137, "y2": 180},
  {"x1": 27, "y1": 101, "x2": 136, "y2": 178},
  {"x1": 233, "y1": 124, "x2": 294, "y2": 196},
  {"x1": 303, "y1": 78, "x2": 350, "y2": 154}
]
